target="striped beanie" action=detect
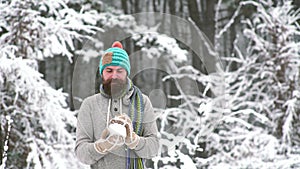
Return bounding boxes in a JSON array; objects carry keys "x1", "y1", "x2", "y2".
[{"x1": 99, "y1": 41, "x2": 131, "y2": 76}]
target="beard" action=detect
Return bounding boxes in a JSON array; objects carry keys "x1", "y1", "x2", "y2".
[{"x1": 102, "y1": 78, "x2": 127, "y2": 98}]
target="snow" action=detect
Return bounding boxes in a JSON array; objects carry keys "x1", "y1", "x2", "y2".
[
  {"x1": 0, "y1": 116, "x2": 13, "y2": 169},
  {"x1": 0, "y1": 0, "x2": 98, "y2": 168},
  {"x1": 95, "y1": 12, "x2": 189, "y2": 63},
  {"x1": 1, "y1": 0, "x2": 300, "y2": 168}
]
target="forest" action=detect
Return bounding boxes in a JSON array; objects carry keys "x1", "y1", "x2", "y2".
[{"x1": 1, "y1": 0, "x2": 300, "y2": 168}]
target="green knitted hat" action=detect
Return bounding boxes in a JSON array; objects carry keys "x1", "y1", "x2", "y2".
[{"x1": 99, "y1": 41, "x2": 130, "y2": 76}]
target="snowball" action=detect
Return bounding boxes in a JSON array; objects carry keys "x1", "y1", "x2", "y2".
[{"x1": 108, "y1": 123, "x2": 127, "y2": 138}]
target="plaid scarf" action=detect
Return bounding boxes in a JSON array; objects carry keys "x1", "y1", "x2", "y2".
[{"x1": 100, "y1": 78, "x2": 145, "y2": 169}]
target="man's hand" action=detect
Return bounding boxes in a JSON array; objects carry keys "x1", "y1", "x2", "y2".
[
  {"x1": 111, "y1": 114, "x2": 140, "y2": 149},
  {"x1": 94, "y1": 128, "x2": 124, "y2": 154}
]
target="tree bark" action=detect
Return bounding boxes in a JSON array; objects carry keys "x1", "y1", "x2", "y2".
[
  {"x1": 159, "y1": 0, "x2": 168, "y2": 33},
  {"x1": 201, "y1": 0, "x2": 216, "y2": 44},
  {"x1": 38, "y1": 60, "x2": 46, "y2": 79},
  {"x1": 179, "y1": 0, "x2": 184, "y2": 17},
  {"x1": 187, "y1": 0, "x2": 202, "y2": 29},
  {"x1": 0, "y1": 122, "x2": 3, "y2": 165},
  {"x1": 188, "y1": 0, "x2": 203, "y2": 71},
  {"x1": 122, "y1": 0, "x2": 128, "y2": 14},
  {"x1": 69, "y1": 56, "x2": 76, "y2": 111},
  {"x1": 134, "y1": 0, "x2": 140, "y2": 13},
  {"x1": 168, "y1": 0, "x2": 178, "y2": 35},
  {"x1": 152, "y1": 0, "x2": 158, "y2": 12}
]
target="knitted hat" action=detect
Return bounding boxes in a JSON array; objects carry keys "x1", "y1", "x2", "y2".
[{"x1": 99, "y1": 41, "x2": 130, "y2": 76}]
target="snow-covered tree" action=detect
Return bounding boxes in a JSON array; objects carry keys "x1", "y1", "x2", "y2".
[
  {"x1": 130, "y1": 1, "x2": 299, "y2": 168},
  {"x1": 193, "y1": 1, "x2": 300, "y2": 168},
  {"x1": 229, "y1": 0, "x2": 300, "y2": 146},
  {"x1": 131, "y1": 32, "x2": 201, "y2": 169},
  {"x1": 230, "y1": 0, "x2": 300, "y2": 150},
  {"x1": 2, "y1": 0, "x2": 297, "y2": 168},
  {"x1": 0, "y1": 0, "x2": 98, "y2": 168}
]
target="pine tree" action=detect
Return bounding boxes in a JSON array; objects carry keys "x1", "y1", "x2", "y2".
[
  {"x1": 196, "y1": 1, "x2": 300, "y2": 168},
  {"x1": 0, "y1": 0, "x2": 97, "y2": 168},
  {"x1": 236, "y1": 0, "x2": 300, "y2": 151}
]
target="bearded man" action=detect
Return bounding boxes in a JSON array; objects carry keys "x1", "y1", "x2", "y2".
[{"x1": 75, "y1": 41, "x2": 160, "y2": 169}]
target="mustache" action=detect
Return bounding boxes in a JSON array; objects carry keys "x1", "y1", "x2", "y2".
[{"x1": 102, "y1": 78, "x2": 125, "y2": 85}]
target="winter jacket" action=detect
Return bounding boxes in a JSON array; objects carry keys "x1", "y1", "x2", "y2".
[{"x1": 75, "y1": 89, "x2": 160, "y2": 169}]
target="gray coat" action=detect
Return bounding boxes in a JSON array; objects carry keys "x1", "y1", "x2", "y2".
[{"x1": 75, "y1": 89, "x2": 159, "y2": 169}]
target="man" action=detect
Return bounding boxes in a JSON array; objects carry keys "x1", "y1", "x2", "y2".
[{"x1": 75, "y1": 41, "x2": 160, "y2": 169}]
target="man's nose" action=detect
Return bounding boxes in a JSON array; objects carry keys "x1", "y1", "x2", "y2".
[{"x1": 111, "y1": 71, "x2": 118, "y2": 79}]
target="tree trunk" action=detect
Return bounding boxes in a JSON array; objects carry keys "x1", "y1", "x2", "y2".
[
  {"x1": 168, "y1": 0, "x2": 178, "y2": 35},
  {"x1": 159, "y1": 0, "x2": 168, "y2": 33},
  {"x1": 163, "y1": 0, "x2": 167, "y2": 13},
  {"x1": 122, "y1": 0, "x2": 128, "y2": 14},
  {"x1": 134, "y1": 0, "x2": 140, "y2": 13},
  {"x1": 179, "y1": 0, "x2": 184, "y2": 17},
  {"x1": 187, "y1": 0, "x2": 202, "y2": 29},
  {"x1": 38, "y1": 60, "x2": 46, "y2": 79},
  {"x1": 152, "y1": 0, "x2": 158, "y2": 12},
  {"x1": 229, "y1": 20, "x2": 237, "y2": 70},
  {"x1": 0, "y1": 122, "x2": 3, "y2": 165},
  {"x1": 69, "y1": 56, "x2": 76, "y2": 111},
  {"x1": 201, "y1": 0, "x2": 216, "y2": 44},
  {"x1": 59, "y1": 57, "x2": 64, "y2": 89},
  {"x1": 187, "y1": 0, "x2": 203, "y2": 71}
]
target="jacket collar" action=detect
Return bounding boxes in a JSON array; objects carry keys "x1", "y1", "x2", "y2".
[{"x1": 122, "y1": 86, "x2": 134, "y2": 105}]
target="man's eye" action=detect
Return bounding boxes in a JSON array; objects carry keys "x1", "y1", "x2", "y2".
[
  {"x1": 106, "y1": 69, "x2": 112, "y2": 72},
  {"x1": 117, "y1": 70, "x2": 124, "y2": 73}
]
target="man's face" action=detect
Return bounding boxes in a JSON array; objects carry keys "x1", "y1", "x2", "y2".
[{"x1": 102, "y1": 66, "x2": 127, "y2": 96}]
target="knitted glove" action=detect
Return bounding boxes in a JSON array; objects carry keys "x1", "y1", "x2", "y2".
[
  {"x1": 94, "y1": 128, "x2": 124, "y2": 154},
  {"x1": 111, "y1": 114, "x2": 140, "y2": 149}
]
